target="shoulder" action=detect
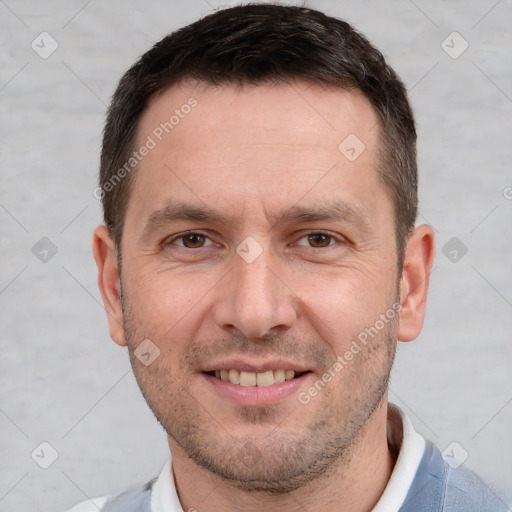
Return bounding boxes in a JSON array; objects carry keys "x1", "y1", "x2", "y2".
[
  {"x1": 63, "y1": 495, "x2": 109, "y2": 512},
  {"x1": 63, "y1": 478, "x2": 155, "y2": 512},
  {"x1": 443, "y1": 459, "x2": 508, "y2": 511},
  {"x1": 401, "y1": 440, "x2": 509, "y2": 511}
]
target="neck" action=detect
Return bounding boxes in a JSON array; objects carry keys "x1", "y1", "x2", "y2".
[{"x1": 169, "y1": 400, "x2": 396, "y2": 512}]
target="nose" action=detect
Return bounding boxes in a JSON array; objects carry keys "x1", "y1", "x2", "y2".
[{"x1": 212, "y1": 249, "x2": 298, "y2": 339}]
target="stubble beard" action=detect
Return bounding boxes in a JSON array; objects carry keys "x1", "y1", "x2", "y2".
[{"x1": 121, "y1": 286, "x2": 398, "y2": 494}]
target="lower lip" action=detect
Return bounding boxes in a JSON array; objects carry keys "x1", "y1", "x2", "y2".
[{"x1": 201, "y1": 372, "x2": 312, "y2": 406}]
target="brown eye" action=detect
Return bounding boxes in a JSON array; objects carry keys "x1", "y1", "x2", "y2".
[
  {"x1": 174, "y1": 233, "x2": 209, "y2": 248},
  {"x1": 307, "y1": 233, "x2": 333, "y2": 248}
]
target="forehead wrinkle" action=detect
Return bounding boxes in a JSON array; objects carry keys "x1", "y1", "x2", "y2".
[{"x1": 237, "y1": 143, "x2": 330, "y2": 150}]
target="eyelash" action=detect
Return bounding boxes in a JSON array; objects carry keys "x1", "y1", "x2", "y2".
[{"x1": 164, "y1": 231, "x2": 342, "y2": 250}]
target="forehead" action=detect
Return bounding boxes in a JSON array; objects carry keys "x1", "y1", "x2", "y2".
[
  {"x1": 139, "y1": 79, "x2": 379, "y2": 155},
  {"x1": 126, "y1": 79, "x2": 388, "y2": 235}
]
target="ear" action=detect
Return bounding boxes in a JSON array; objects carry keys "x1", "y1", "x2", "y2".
[
  {"x1": 92, "y1": 225, "x2": 127, "y2": 346},
  {"x1": 397, "y1": 224, "x2": 435, "y2": 342}
]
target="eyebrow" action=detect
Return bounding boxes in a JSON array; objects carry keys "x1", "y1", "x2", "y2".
[
  {"x1": 140, "y1": 200, "x2": 371, "y2": 241},
  {"x1": 272, "y1": 202, "x2": 370, "y2": 229}
]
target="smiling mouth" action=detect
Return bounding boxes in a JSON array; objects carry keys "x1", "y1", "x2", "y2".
[{"x1": 204, "y1": 369, "x2": 311, "y2": 386}]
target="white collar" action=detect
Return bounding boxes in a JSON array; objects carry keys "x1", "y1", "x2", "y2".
[
  {"x1": 151, "y1": 458, "x2": 182, "y2": 512},
  {"x1": 151, "y1": 403, "x2": 425, "y2": 512},
  {"x1": 371, "y1": 403, "x2": 425, "y2": 511}
]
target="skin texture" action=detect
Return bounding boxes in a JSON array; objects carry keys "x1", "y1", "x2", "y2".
[{"x1": 93, "y1": 80, "x2": 435, "y2": 512}]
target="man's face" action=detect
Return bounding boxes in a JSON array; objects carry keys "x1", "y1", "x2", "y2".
[{"x1": 118, "y1": 81, "x2": 401, "y2": 490}]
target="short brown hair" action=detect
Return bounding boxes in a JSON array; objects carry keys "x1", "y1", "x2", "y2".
[{"x1": 99, "y1": 4, "x2": 417, "y2": 266}]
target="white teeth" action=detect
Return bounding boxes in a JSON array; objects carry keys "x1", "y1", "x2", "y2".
[
  {"x1": 239, "y1": 371, "x2": 257, "y2": 386},
  {"x1": 274, "y1": 368, "x2": 285, "y2": 383},
  {"x1": 213, "y1": 369, "x2": 299, "y2": 386},
  {"x1": 285, "y1": 370, "x2": 295, "y2": 381},
  {"x1": 228, "y1": 368, "x2": 240, "y2": 384},
  {"x1": 256, "y1": 370, "x2": 274, "y2": 387}
]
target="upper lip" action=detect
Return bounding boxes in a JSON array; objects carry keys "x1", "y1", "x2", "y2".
[{"x1": 201, "y1": 358, "x2": 312, "y2": 373}]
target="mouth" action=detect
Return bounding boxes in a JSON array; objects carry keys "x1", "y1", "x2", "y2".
[
  {"x1": 203, "y1": 369, "x2": 312, "y2": 387},
  {"x1": 200, "y1": 359, "x2": 315, "y2": 406}
]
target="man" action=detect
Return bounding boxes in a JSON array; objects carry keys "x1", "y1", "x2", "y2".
[{"x1": 68, "y1": 4, "x2": 507, "y2": 511}]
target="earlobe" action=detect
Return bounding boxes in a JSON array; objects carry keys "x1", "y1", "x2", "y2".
[
  {"x1": 397, "y1": 224, "x2": 435, "y2": 342},
  {"x1": 92, "y1": 225, "x2": 127, "y2": 346}
]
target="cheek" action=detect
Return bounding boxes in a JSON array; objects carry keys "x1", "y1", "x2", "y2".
[
  {"x1": 123, "y1": 269, "x2": 215, "y2": 339},
  {"x1": 293, "y1": 268, "x2": 393, "y2": 351}
]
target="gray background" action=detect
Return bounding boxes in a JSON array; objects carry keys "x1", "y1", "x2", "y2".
[{"x1": 1, "y1": 0, "x2": 511, "y2": 510}]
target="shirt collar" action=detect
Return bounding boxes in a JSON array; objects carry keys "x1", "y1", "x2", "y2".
[{"x1": 371, "y1": 403, "x2": 425, "y2": 511}]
